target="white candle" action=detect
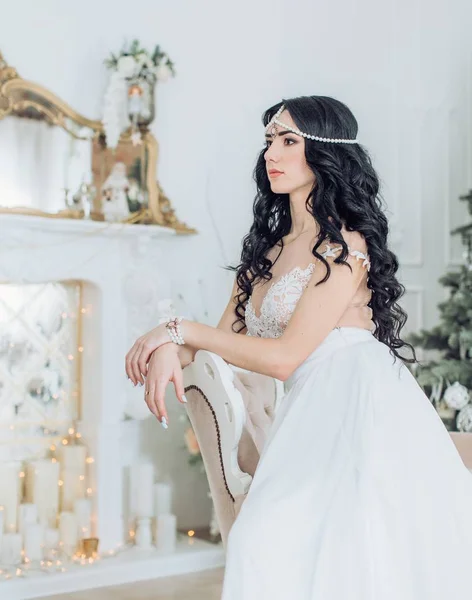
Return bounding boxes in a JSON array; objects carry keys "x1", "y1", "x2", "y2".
[
  {"x1": 25, "y1": 459, "x2": 60, "y2": 527},
  {"x1": 59, "y1": 511, "x2": 78, "y2": 552},
  {"x1": 18, "y1": 503, "x2": 38, "y2": 537},
  {"x1": 154, "y1": 482, "x2": 172, "y2": 517},
  {"x1": 0, "y1": 533, "x2": 22, "y2": 565},
  {"x1": 58, "y1": 445, "x2": 87, "y2": 511},
  {"x1": 130, "y1": 463, "x2": 154, "y2": 519},
  {"x1": 135, "y1": 517, "x2": 153, "y2": 549},
  {"x1": 0, "y1": 461, "x2": 22, "y2": 532},
  {"x1": 44, "y1": 527, "x2": 60, "y2": 551},
  {"x1": 74, "y1": 498, "x2": 92, "y2": 539},
  {"x1": 24, "y1": 523, "x2": 44, "y2": 561},
  {"x1": 155, "y1": 513, "x2": 177, "y2": 553}
]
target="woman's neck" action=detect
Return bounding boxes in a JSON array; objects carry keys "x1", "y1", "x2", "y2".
[{"x1": 288, "y1": 188, "x2": 317, "y2": 236}]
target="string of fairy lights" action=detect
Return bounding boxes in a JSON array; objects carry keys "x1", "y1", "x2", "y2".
[{"x1": 0, "y1": 422, "x2": 200, "y2": 583}]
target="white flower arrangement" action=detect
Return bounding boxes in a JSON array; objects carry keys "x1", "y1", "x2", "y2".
[
  {"x1": 104, "y1": 39, "x2": 176, "y2": 81},
  {"x1": 102, "y1": 39, "x2": 176, "y2": 148}
]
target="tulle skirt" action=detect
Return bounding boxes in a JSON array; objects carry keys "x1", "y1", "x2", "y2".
[{"x1": 221, "y1": 327, "x2": 472, "y2": 600}]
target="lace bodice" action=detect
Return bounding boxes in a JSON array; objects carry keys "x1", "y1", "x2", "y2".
[{"x1": 245, "y1": 244, "x2": 371, "y2": 339}]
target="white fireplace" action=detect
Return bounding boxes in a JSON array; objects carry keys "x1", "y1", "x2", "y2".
[{"x1": 0, "y1": 213, "x2": 224, "y2": 598}]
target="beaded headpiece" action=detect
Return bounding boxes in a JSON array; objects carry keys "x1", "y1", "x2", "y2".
[{"x1": 266, "y1": 105, "x2": 358, "y2": 145}]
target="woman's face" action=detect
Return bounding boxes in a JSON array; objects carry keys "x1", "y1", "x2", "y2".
[{"x1": 264, "y1": 110, "x2": 316, "y2": 195}]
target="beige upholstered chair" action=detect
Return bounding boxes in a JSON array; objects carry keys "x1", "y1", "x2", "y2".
[
  {"x1": 450, "y1": 432, "x2": 472, "y2": 470},
  {"x1": 182, "y1": 350, "x2": 284, "y2": 549}
]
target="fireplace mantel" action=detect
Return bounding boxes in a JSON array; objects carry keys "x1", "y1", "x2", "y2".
[
  {"x1": 0, "y1": 213, "x2": 184, "y2": 551},
  {"x1": 0, "y1": 213, "x2": 177, "y2": 239}
]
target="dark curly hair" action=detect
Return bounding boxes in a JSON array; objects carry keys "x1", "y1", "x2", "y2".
[{"x1": 226, "y1": 95, "x2": 417, "y2": 364}]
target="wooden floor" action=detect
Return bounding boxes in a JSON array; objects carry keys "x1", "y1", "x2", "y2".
[{"x1": 47, "y1": 566, "x2": 225, "y2": 599}]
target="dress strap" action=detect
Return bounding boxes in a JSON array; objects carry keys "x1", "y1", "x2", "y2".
[{"x1": 320, "y1": 243, "x2": 371, "y2": 271}]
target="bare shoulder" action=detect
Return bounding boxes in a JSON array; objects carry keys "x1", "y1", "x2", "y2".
[
  {"x1": 340, "y1": 228, "x2": 368, "y2": 254},
  {"x1": 316, "y1": 228, "x2": 370, "y2": 273}
]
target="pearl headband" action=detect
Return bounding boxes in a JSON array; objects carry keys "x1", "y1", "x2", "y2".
[{"x1": 266, "y1": 105, "x2": 358, "y2": 145}]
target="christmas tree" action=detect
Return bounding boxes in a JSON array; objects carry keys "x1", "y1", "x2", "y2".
[{"x1": 408, "y1": 188, "x2": 472, "y2": 432}]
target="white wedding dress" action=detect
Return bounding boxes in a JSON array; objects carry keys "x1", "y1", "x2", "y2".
[{"x1": 220, "y1": 247, "x2": 472, "y2": 600}]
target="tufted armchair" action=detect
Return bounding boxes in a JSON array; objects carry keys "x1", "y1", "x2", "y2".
[{"x1": 182, "y1": 350, "x2": 284, "y2": 549}]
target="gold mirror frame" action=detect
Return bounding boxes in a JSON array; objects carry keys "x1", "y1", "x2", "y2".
[{"x1": 0, "y1": 52, "x2": 196, "y2": 233}]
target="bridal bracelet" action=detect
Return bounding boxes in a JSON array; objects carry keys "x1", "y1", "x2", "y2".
[{"x1": 164, "y1": 316, "x2": 185, "y2": 345}]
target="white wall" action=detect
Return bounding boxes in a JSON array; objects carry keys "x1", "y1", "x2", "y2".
[{"x1": 1, "y1": 0, "x2": 472, "y2": 528}]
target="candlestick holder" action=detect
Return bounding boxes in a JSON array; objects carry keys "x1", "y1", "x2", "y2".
[{"x1": 79, "y1": 537, "x2": 99, "y2": 558}]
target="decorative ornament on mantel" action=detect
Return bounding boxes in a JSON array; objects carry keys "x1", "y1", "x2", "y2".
[{"x1": 103, "y1": 39, "x2": 176, "y2": 149}]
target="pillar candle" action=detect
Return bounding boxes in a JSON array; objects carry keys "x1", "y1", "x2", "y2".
[
  {"x1": 154, "y1": 482, "x2": 172, "y2": 517},
  {"x1": 58, "y1": 445, "x2": 87, "y2": 511},
  {"x1": 130, "y1": 463, "x2": 154, "y2": 519},
  {"x1": 155, "y1": 513, "x2": 177, "y2": 553},
  {"x1": 24, "y1": 523, "x2": 44, "y2": 561},
  {"x1": 18, "y1": 503, "x2": 38, "y2": 537},
  {"x1": 44, "y1": 527, "x2": 60, "y2": 551},
  {"x1": 0, "y1": 461, "x2": 22, "y2": 532},
  {"x1": 135, "y1": 517, "x2": 153, "y2": 549},
  {"x1": 44, "y1": 527, "x2": 60, "y2": 560},
  {"x1": 74, "y1": 498, "x2": 92, "y2": 539},
  {"x1": 59, "y1": 511, "x2": 78, "y2": 553},
  {"x1": 0, "y1": 533, "x2": 22, "y2": 565},
  {"x1": 25, "y1": 459, "x2": 60, "y2": 527}
]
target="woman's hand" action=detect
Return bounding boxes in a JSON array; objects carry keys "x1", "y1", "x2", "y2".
[
  {"x1": 144, "y1": 344, "x2": 187, "y2": 427},
  {"x1": 125, "y1": 324, "x2": 172, "y2": 386}
]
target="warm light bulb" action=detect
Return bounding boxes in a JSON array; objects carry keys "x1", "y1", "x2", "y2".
[
  {"x1": 19, "y1": 472, "x2": 25, "y2": 478},
  {"x1": 52, "y1": 458, "x2": 57, "y2": 463},
  {"x1": 62, "y1": 439, "x2": 68, "y2": 445},
  {"x1": 80, "y1": 308, "x2": 86, "y2": 314},
  {"x1": 86, "y1": 457, "x2": 94, "y2": 464},
  {"x1": 187, "y1": 530, "x2": 195, "y2": 537},
  {"x1": 67, "y1": 354, "x2": 74, "y2": 361},
  {"x1": 68, "y1": 428, "x2": 74, "y2": 435},
  {"x1": 79, "y1": 475, "x2": 85, "y2": 481},
  {"x1": 78, "y1": 346, "x2": 84, "y2": 352},
  {"x1": 86, "y1": 488, "x2": 92, "y2": 495},
  {"x1": 50, "y1": 444, "x2": 56, "y2": 451},
  {"x1": 58, "y1": 480, "x2": 64, "y2": 487},
  {"x1": 76, "y1": 433, "x2": 82, "y2": 439}
]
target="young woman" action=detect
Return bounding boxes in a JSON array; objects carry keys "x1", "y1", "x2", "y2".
[{"x1": 125, "y1": 96, "x2": 472, "y2": 599}]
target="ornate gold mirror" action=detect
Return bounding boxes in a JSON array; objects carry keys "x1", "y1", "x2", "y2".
[{"x1": 0, "y1": 52, "x2": 194, "y2": 232}]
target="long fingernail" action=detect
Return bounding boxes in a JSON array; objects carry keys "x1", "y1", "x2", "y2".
[
  {"x1": 161, "y1": 417, "x2": 168, "y2": 429},
  {"x1": 182, "y1": 394, "x2": 188, "y2": 403}
]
